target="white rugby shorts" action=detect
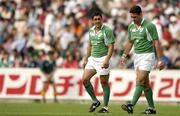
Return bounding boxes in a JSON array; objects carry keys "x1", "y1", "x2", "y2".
[
  {"x1": 85, "y1": 56, "x2": 111, "y2": 75},
  {"x1": 134, "y1": 53, "x2": 155, "y2": 71}
]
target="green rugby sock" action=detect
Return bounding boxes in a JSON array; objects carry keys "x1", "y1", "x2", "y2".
[
  {"x1": 84, "y1": 82, "x2": 98, "y2": 102},
  {"x1": 102, "y1": 85, "x2": 110, "y2": 107},
  {"x1": 131, "y1": 84, "x2": 144, "y2": 106},
  {"x1": 144, "y1": 88, "x2": 155, "y2": 108}
]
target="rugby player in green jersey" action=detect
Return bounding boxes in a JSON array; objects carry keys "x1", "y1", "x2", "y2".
[
  {"x1": 121, "y1": 5, "x2": 165, "y2": 114},
  {"x1": 82, "y1": 11, "x2": 115, "y2": 113}
]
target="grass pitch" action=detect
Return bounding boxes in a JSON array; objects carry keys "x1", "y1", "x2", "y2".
[{"x1": 0, "y1": 101, "x2": 179, "y2": 116}]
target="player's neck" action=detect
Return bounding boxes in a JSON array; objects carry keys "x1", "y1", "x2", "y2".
[
  {"x1": 136, "y1": 18, "x2": 143, "y2": 26},
  {"x1": 95, "y1": 25, "x2": 102, "y2": 32},
  {"x1": 136, "y1": 23, "x2": 141, "y2": 26}
]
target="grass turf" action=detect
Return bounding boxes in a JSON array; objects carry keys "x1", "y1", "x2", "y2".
[{"x1": 0, "y1": 101, "x2": 179, "y2": 116}]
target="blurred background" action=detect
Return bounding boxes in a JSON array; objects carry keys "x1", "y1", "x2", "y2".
[{"x1": 0, "y1": 0, "x2": 179, "y2": 69}]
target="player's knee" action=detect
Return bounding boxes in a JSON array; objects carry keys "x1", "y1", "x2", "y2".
[
  {"x1": 100, "y1": 81, "x2": 108, "y2": 86},
  {"x1": 82, "y1": 78, "x2": 90, "y2": 85},
  {"x1": 144, "y1": 83, "x2": 151, "y2": 89},
  {"x1": 136, "y1": 78, "x2": 146, "y2": 86},
  {"x1": 101, "y1": 83, "x2": 108, "y2": 87}
]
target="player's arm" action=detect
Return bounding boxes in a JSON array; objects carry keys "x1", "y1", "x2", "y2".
[
  {"x1": 102, "y1": 27, "x2": 116, "y2": 68},
  {"x1": 149, "y1": 23, "x2": 165, "y2": 70},
  {"x1": 121, "y1": 24, "x2": 133, "y2": 61},
  {"x1": 102, "y1": 43, "x2": 114, "y2": 68},
  {"x1": 85, "y1": 41, "x2": 92, "y2": 59},
  {"x1": 153, "y1": 40, "x2": 163, "y2": 60},
  {"x1": 122, "y1": 40, "x2": 133, "y2": 57},
  {"x1": 120, "y1": 40, "x2": 133, "y2": 65},
  {"x1": 83, "y1": 41, "x2": 92, "y2": 68},
  {"x1": 153, "y1": 40, "x2": 165, "y2": 70}
]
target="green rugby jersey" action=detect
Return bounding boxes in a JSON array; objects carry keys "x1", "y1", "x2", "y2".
[
  {"x1": 89, "y1": 24, "x2": 115, "y2": 57},
  {"x1": 128, "y1": 19, "x2": 159, "y2": 54}
]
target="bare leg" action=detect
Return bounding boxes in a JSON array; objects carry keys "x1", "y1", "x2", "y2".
[
  {"x1": 52, "y1": 83, "x2": 58, "y2": 102},
  {"x1": 42, "y1": 82, "x2": 48, "y2": 103}
]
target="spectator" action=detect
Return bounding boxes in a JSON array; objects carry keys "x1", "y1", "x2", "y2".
[
  {"x1": 0, "y1": 0, "x2": 178, "y2": 69},
  {"x1": 62, "y1": 50, "x2": 78, "y2": 68}
]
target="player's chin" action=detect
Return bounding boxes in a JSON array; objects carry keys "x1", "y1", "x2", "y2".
[
  {"x1": 96, "y1": 24, "x2": 101, "y2": 27},
  {"x1": 101, "y1": 67, "x2": 108, "y2": 69}
]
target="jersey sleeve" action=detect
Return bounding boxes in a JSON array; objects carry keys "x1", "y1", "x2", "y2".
[
  {"x1": 104, "y1": 27, "x2": 115, "y2": 45},
  {"x1": 128, "y1": 25, "x2": 131, "y2": 40},
  {"x1": 88, "y1": 29, "x2": 91, "y2": 41},
  {"x1": 146, "y1": 23, "x2": 159, "y2": 40}
]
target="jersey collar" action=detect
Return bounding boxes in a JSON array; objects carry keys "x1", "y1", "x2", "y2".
[
  {"x1": 92, "y1": 24, "x2": 105, "y2": 30},
  {"x1": 140, "y1": 18, "x2": 145, "y2": 25},
  {"x1": 132, "y1": 18, "x2": 145, "y2": 26}
]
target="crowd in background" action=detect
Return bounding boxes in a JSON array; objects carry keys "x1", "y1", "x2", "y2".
[{"x1": 0, "y1": 0, "x2": 179, "y2": 69}]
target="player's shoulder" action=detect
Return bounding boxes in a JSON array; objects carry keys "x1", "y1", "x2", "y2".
[
  {"x1": 103, "y1": 24, "x2": 111, "y2": 29},
  {"x1": 89, "y1": 26, "x2": 95, "y2": 32},
  {"x1": 144, "y1": 19, "x2": 155, "y2": 28},
  {"x1": 128, "y1": 22, "x2": 134, "y2": 29},
  {"x1": 102, "y1": 24, "x2": 113, "y2": 32}
]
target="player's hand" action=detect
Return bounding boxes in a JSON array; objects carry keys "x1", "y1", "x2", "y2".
[
  {"x1": 101, "y1": 60, "x2": 109, "y2": 69},
  {"x1": 156, "y1": 60, "x2": 165, "y2": 70},
  {"x1": 120, "y1": 56, "x2": 127, "y2": 66}
]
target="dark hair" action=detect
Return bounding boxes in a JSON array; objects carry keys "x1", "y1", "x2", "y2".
[
  {"x1": 91, "y1": 11, "x2": 102, "y2": 19},
  {"x1": 129, "y1": 5, "x2": 142, "y2": 14}
]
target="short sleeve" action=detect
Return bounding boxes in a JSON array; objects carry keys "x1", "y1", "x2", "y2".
[
  {"x1": 104, "y1": 27, "x2": 115, "y2": 45},
  {"x1": 88, "y1": 30, "x2": 91, "y2": 40},
  {"x1": 128, "y1": 25, "x2": 131, "y2": 40},
  {"x1": 147, "y1": 23, "x2": 159, "y2": 40}
]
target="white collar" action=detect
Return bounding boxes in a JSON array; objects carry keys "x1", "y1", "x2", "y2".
[
  {"x1": 92, "y1": 24, "x2": 105, "y2": 30},
  {"x1": 132, "y1": 18, "x2": 145, "y2": 26}
]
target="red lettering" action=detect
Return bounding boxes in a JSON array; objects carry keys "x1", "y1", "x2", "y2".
[
  {"x1": 29, "y1": 75, "x2": 41, "y2": 95},
  {"x1": 150, "y1": 75, "x2": 156, "y2": 90},
  {"x1": 7, "y1": 75, "x2": 27, "y2": 94},
  {"x1": 77, "y1": 79, "x2": 84, "y2": 96},
  {"x1": 158, "y1": 78, "x2": 173, "y2": 97},
  {"x1": 94, "y1": 77, "x2": 103, "y2": 96},
  {"x1": 0, "y1": 75, "x2": 5, "y2": 93},
  {"x1": 114, "y1": 77, "x2": 133, "y2": 96},
  {"x1": 175, "y1": 79, "x2": 180, "y2": 98},
  {"x1": 56, "y1": 76, "x2": 74, "y2": 95}
]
